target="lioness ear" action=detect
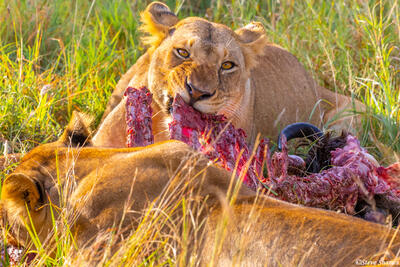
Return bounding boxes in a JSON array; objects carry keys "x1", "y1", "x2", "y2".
[
  {"x1": 2, "y1": 173, "x2": 41, "y2": 211},
  {"x1": 140, "y1": 2, "x2": 178, "y2": 48},
  {"x1": 235, "y1": 22, "x2": 269, "y2": 70},
  {"x1": 59, "y1": 111, "x2": 93, "y2": 147}
]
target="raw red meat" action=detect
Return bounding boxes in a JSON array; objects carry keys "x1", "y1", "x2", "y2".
[
  {"x1": 263, "y1": 135, "x2": 364, "y2": 213},
  {"x1": 376, "y1": 163, "x2": 400, "y2": 196},
  {"x1": 169, "y1": 94, "x2": 266, "y2": 189},
  {"x1": 264, "y1": 134, "x2": 400, "y2": 219},
  {"x1": 125, "y1": 87, "x2": 154, "y2": 147}
]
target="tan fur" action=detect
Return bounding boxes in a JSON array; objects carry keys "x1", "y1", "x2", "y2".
[
  {"x1": 1, "y1": 113, "x2": 399, "y2": 265},
  {"x1": 93, "y1": 2, "x2": 364, "y2": 148}
]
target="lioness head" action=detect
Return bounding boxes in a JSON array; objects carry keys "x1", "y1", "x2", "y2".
[
  {"x1": 0, "y1": 112, "x2": 93, "y2": 247},
  {"x1": 141, "y1": 2, "x2": 268, "y2": 123}
]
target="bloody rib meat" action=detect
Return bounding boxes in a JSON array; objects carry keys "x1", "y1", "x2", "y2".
[
  {"x1": 125, "y1": 87, "x2": 154, "y2": 147},
  {"x1": 169, "y1": 94, "x2": 266, "y2": 189}
]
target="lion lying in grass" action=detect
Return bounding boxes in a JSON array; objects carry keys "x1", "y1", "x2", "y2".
[
  {"x1": 1, "y1": 112, "x2": 398, "y2": 266},
  {"x1": 93, "y1": 2, "x2": 364, "y2": 148}
]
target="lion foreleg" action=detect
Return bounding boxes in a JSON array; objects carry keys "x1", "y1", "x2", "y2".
[{"x1": 93, "y1": 98, "x2": 127, "y2": 148}]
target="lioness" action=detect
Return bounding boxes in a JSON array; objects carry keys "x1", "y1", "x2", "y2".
[
  {"x1": 1, "y1": 113, "x2": 399, "y2": 266},
  {"x1": 93, "y1": 2, "x2": 363, "y2": 148}
]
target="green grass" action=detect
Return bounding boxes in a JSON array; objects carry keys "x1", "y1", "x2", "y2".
[{"x1": 0, "y1": 0, "x2": 399, "y2": 265}]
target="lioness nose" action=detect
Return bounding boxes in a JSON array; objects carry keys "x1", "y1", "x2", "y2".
[{"x1": 185, "y1": 79, "x2": 214, "y2": 105}]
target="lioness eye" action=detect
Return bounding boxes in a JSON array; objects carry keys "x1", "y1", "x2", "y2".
[
  {"x1": 176, "y1": 48, "x2": 190, "y2": 58},
  {"x1": 221, "y1": 61, "x2": 235, "y2": 70}
]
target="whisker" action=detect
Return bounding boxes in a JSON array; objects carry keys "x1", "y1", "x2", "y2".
[{"x1": 152, "y1": 109, "x2": 163, "y2": 118}]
